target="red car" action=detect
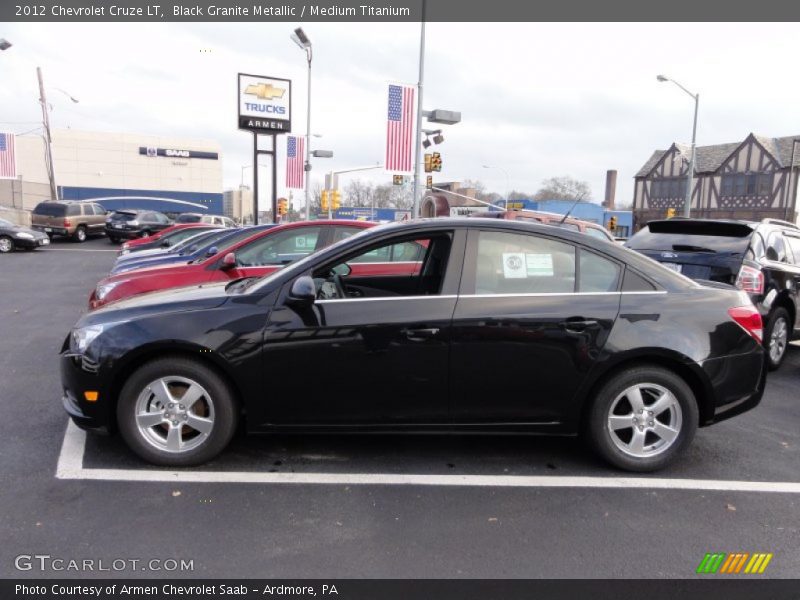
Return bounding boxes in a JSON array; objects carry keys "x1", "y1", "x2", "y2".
[
  {"x1": 91, "y1": 221, "x2": 384, "y2": 309},
  {"x1": 119, "y1": 223, "x2": 215, "y2": 253}
]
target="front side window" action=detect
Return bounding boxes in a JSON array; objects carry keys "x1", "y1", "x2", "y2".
[
  {"x1": 236, "y1": 227, "x2": 321, "y2": 266},
  {"x1": 473, "y1": 231, "x2": 576, "y2": 295}
]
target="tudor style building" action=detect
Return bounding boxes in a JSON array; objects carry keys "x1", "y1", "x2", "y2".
[{"x1": 632, "y1": 133, "x2": 800, "y2": 229}]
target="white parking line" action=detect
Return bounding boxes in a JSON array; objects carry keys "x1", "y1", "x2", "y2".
[
  {"x1": 43, "y1": 248, "x2": 117, "y2": 252},
  {"x1": 56, "y1": 421, "x2": 800, "y2": 492}
]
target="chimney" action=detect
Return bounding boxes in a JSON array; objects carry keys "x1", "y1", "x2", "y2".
[{"x1": 604, "y1": 170, "x2": 617, "y2": 209}]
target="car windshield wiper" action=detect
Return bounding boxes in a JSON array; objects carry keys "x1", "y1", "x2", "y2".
[{"x1": 671, "y1": 244, "x2": 717, "y2": 253}]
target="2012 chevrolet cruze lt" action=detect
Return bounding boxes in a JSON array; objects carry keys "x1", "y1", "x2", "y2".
[{"x1": 61, "y1": 219, "x2": 766, "y2": 471}]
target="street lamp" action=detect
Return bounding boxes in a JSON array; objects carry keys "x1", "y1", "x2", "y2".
[
  {"x1": 291, "y1": 27, "x2": 313, "y2": 221},
  {"x1": 0, "y1": 39, "x2": 12, "y2": 51},
  {"x1": 657, "y1": 74, "x2": 699, "y2": 218},
  {"x1": 482, "y1": 164, "x2": 510, "y2": 208}
]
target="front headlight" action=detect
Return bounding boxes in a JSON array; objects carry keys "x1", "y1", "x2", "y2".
[
  {"x1": 71, "y1": 324, "x2": 106, "y2": 353},
  {"x1": 15, "y1": 232, "x2": 34, "y2": 240},
  {"x1": 95, "y1": 281, "x2": 121, "y2": 301}
]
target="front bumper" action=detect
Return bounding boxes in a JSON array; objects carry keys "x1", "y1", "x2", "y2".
[
  {"x1": 60, "y1": 349, "x2": 113, "y2": 432},
  {"x1": 702, "y1": 345, "x2": 767, "y2": 425}
]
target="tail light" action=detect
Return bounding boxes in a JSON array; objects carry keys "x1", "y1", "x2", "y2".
[
  {"x1": 728, "y1": 306, "x2": 763, "y2": 344},
  {"x1": 735, "y1": 264, "x2": 764, "y2": 294},
  {"x1": 63, "y1": 218, "x2": 72, "y2": 227}
]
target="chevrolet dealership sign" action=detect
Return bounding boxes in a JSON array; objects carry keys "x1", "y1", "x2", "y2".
[{"x1": 238, "y1": 73, "x2": 292, "y2": 133}]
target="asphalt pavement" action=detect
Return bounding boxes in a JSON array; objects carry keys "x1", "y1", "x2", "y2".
[{"x1": 1, "y1": 235, "x2": 798, "y2": 578}]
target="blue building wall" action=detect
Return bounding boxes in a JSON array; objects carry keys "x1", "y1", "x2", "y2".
[
  {"x1": 60, "y1": 186, "x2": 223, "y2": 215},
  {"x1": 497, "y1": 199, "x2": 633, "y2": 237}
]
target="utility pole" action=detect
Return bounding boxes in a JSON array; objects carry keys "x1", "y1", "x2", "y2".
[
  {"x1": 37, "y1": 67, "x2": 58, "y2": 201},
  {"x1": 411, "y1": 0, "x2": 426, "y2": 219}
]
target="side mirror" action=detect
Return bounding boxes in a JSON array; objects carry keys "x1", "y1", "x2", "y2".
[
  {"x1": 220, "y1": 252, "x2": 237, "y2": 270},
  {"x1": 206, "y1": 246, "x2": 219, "y2": 257},
  {"x1": 287, "y1": 275, "x2": 316, "y2": 307},
  {"x1": 332, "y1": 263, "x2": 352, "y2": 277}
]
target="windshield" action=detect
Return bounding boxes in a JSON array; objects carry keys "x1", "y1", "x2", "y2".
[
  {"x1": 626, "y1": 221, "x2": 753, "y2": 254},
  {"x1": 170, "y1": 229, "x2": 225, "y2": 253},
  {"x1": 0, "y1": 218, "x2": 13, "y2": 227}
]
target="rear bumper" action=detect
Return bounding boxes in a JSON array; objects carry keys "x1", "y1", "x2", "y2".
[
  {"x1": 105, "y1": 226, "x2": 142, "y2": 239},
  {"x1": 701, "y1": 345, "x2": 766, "y2": 425},
  {"x1": 32, "y1": 225, "x2": 70, "y2": 237}
]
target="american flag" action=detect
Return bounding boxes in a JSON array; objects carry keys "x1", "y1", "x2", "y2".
[
  {"x1": 286, "y1": 135, "x2": 305, "y2": 189},
  {"x1": 385, "y1": 84, "x2": 415, "y2": 173},
  {"x1": 0, "y1": 133, "x2": 16, "y2": 179}
]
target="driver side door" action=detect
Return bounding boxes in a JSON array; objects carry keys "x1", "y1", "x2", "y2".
[{"x1": 258, "y1": 228, "x2": 466, "y2": 426}]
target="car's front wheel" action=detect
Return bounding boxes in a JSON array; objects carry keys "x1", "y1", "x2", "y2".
[
  {"x1": 73, "y1": 225, "x2": 87, "y2": 243},
  {"x1": 0, "y1": 236, "x2": 14, "y2": 253},
  {"x1": 586, "y1": 365, "x2": 698, "y2": 472},
  {"x1": 765, "y1": 307, "x2": 790, "y2": 371},
  {"x1": 117, "y1": 357, "x2": 239, "y2": 466}
]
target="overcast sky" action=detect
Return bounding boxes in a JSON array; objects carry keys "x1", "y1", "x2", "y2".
[{"x1": 1, "y1": 22, "x2": 798, "y2": 209}]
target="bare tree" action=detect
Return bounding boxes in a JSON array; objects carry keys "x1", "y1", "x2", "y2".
[{"x1": 534, "y1": 176, "x2": 592, "y2": 201}]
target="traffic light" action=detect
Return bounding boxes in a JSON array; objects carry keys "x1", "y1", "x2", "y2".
[
  {"x1": 424, "y1": 153, "x2": 433, "y2": 173},
  {"x1": 277, "y1": 198, "x2": 288, "y2": 216},
  {"x1": 666, "y1": 207, "x2": 676, "y2": 218},
  {"x1": 321, "y1": 190, "x2": 329, "y2": 212},
  {"x1": 607, "y1": 216, "x2": 617, "y2": 232},
  {"x1": 332, "y1": 189, "x2": 341, "y2": 210},
  {"x1": 430, "y1": 152, "x2": 442, "y2": 172}
]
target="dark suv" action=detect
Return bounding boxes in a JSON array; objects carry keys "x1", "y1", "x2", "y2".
[
  {"x1": 105, "y1": 209, "x2": 173, "y2": 243},
  {"x1": 627, "y1": 218, "x2": 800, "y2": 369}
]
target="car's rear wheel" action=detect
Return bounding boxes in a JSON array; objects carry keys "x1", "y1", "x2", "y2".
[
  {"x1": 73, "y1": 225, "x2": 87, "y2": 243},
  {"x1": 108, "y1": 235, "x2": 120, "y2": 244},
  {"x1": 0, "y1": 236, "x2": 14, "y2": 253},
  {"x1": 117, "y1": 357, "x2": 238, "y2": 466},
  {"x1": 765, "y1": 307, "x2": 790, "y2": 371},
  {"x1": 586, "y1": 365, "x2": 698, "y2": 472}
]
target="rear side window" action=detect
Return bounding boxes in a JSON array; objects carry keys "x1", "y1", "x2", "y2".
[
  {"x1": 622, "y1": 269, "x2": 657, "y2": 292},
  {"x1": 766, "y1": 231, "x2": 789, "y2": 263},
  {"x1": 33, "y1": 203, "x2": 67, "y2": 216},
  {"x1": 579, "y1": 250, "x2": 621, "y2": 292},
  {"x1": 474, "y1": 231, "x2": 576, "y2": 295},
  {"x1": 585, "y1": 227, "x2": 612, "y2": 241},
  {"x1": 784, "y1": 234, "x2": 800, "y2": 264},
  {"x1": 66, "y1": 204, "x2": 81, "y2": 216}
]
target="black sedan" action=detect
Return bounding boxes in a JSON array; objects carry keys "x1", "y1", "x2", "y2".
[
  {"x1": 61, "y1": 218, "x2": 766, "y2": 471},
  {"x1": 0, "y1": 218, "x2": 50, "y2": 253}
]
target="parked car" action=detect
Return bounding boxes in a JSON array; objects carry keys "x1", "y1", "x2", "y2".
[
  {"x1": 90, "y1": 220, "x2": 376, "y2": 308},
  {"x1": 0, "y1": 217, "x2": 50, "y2": 252},
  {"x1": 175, "y1": 213, "x2": 203, "y2": 223},
  {"x1": 62, "y1": 218, "x2": 765, "y2": 470},
  {"x1": 626, "y1": 217, "x2": 800, "y2": 370},
  {"x1": 119, "y1": 224, "x2": 218, "y2": 255},
  {"x1": 31, "y1": 201, "x2": 107, "y2": 242},
  {"x1": 470, "y1": 209, "x2": 615, "y2": 242},
  {"x1": 105, "y1": 210, "x2": 173, "y2": 243},
  {"x1": 111, "y1": 227, "x2": 275, "y2": 275}
]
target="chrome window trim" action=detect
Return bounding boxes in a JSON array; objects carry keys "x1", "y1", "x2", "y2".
[{"x1": 315, "y1": 290, "x2": 666, "y2": 304}]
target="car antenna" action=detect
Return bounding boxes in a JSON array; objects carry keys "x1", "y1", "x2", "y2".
[{"x1": 559, "y1": 192, "x2": 587, "y2": 224}]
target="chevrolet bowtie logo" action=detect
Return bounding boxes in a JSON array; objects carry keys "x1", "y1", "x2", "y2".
[{"x1": 244, "y1": 83, "x2": 286, "y2": 100}]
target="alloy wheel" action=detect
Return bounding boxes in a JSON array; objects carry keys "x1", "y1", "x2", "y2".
[
  {"x1": 607, "y1": 383, "x2": 683, "y2": 458},
  {"x1": 0, "y1": 237, "x2": 12, "y2": 253},
  {"x1": 134, "y1": 376, "x2": 215, "y2": 454},
  {"x1": 769, "y1": 317, "x2": 788, "y2": 365},
  {"x1": 76, "y1": 228, "x2": 86, "y2": 241}
]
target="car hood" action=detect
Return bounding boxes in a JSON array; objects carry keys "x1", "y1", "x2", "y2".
[
  {"x1": 7, "y1": 225, "x2": 47, "y2": 237},
  {"x1": 83, "y1": 281, "x2": 231, "y2": 325},
  {"x1": 118, "y1": 247, "x2": 173, "y2": 261},
  {"x1": 101, "y1": 260, "x2": 202, "y2": 284}
]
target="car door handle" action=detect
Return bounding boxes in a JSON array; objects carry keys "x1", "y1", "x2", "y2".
[
  {"x1": 404, "y1": 327, "x2": 440, "y2": 341},
  {"x1": 560, "y1": 319, "x2": 598, "y2": 333}
]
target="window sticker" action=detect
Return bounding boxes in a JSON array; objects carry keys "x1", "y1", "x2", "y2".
[
  {"x1": 525, "y1": 253, "x2": 554, "y2": 277},
  {"x1": 502, "y1": 252, "x2": 527, "y2": 278}
]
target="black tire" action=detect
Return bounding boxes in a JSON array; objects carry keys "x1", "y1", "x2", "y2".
[
  {"x1": 117, "y1": 357, "x2": 239, "y2": 466},
  {"x1": 0, "y1": 235, "x2": 14, "y2": 253},
  {"x1": 586, "y1": 365, "x2": 698, "y2": 472},
  {"x1": 109, "y1": 236, "x2": 120, "y2": 244},
  {"x1": 73, "y1": 225, "x2": 87, "y2": 243},
  {"x1": 764, "y1": 307, "x2": 791, "y2": 371}
]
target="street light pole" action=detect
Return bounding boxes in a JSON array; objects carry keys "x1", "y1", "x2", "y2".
[
  {"x1": 411, "y1": 0, "x2": 426, "y2": 219},
  {"x1": 37, "y1": 67, "x2": 58, "y2": 201},
  {"x1": 291, "y1": 28, "x2": 313, "y2": 221},
  {"x1": 657, "y1": 74, "x2": 699, "y2": 218}
]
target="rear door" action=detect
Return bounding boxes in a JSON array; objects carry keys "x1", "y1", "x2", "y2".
[
  {"x1": 449, "y1": 228, "x2": 622, "y2": 425},
  {"x1": 626, "y1": 220, "x2": 752, "y2": 285}
]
